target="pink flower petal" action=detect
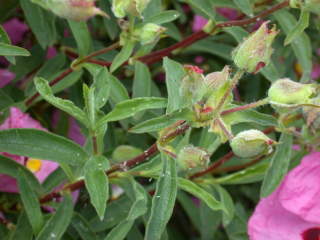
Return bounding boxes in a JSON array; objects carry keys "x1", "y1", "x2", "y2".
[
  {"x1": 311, "y1": 63, "x2": 320, "y2": 80},
  {"x1": 278, "y1": 152, "x2": 320, "y2": 224},
  {"x1": 216, "y1": 8, "x2": 239, "y2": 20},
  {"x1": 3, "y1": 18, "x2": 28, "y2": 45},
  {"x1": 0, "y1": 69, "x2": 15, "y2": 88},
  {"x1": 192, "y1": 15, "x2": 208, "y2": 32}
]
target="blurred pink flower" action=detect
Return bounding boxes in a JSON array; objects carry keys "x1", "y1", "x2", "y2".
[
  {"x1": 216, "y1": 7, "x2": 240, "y2": 21},
  {"x1": 0, "y1": 107, "x2": 59, "y2": 193},
  {"x1": 311, "y1": 63, "x2": 320, "y2": 80},
  {"x1": 192, "y1": 15, "x2": 208, "y2": 32},
  {"x1": 46, "y1": 47, "x2": 58, "y2": 59},
  {"x1": 3, "y1": 18, "x2": 28, "y2": 45},
  {"x1": 248, "y1": 152, "x2": 320, "y2": 240},
  {"x1": 0, "y1": 69, "x2": 15, "y2": 88}
]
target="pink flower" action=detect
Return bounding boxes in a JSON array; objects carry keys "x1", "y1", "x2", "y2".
[
  {"x1": 0, "y1": 107, "x2": 59, "y2": 193},
  {"x1": 3, "y1": 18, "x2": 28, "y2": 45},
  {"x1": 216, "y1": 8, "x2": 240, "y2": 20},
  {"x1": 0, "y1": 69, "x2": 15, "y2": 88},
  {"x1": 248, "y1": 152, "x2": 320, "y2": 240},
  {"x1": 311, "y1": 63, "x2": 320, "y2": 80},
  {"x1": 192, "y1": 15, "x2": 208, "y2": 32}
]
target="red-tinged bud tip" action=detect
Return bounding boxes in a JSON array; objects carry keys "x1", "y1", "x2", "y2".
[{"x1": 185, "y1": 65, "x2": 204, "y2": 74}]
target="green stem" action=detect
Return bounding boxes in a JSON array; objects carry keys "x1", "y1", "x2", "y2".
[
  {"x1": 216, "y1": 118, "x2": 234, "y2": 140},
  {"x1": 221, "y1": 98, "x2": 269, "y2": 115}
]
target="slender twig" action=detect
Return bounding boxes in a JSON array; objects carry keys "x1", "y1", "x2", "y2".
[
  {"x1": 221, "y1": 98, "x2": 269, "y2": 115},
  {"x1": 40, "y1": 122, "x2": 189, "y2": 203}
]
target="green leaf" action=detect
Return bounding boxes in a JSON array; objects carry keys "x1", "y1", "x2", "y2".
[
  {"x1": 8, "y1": 211, "x2": 33, "y2": 240},
  {"x1": 0, "y1": 154, "x2": 41, "y2": 190},
  {"x1": 107, "y1": 72, "x2": 130, "y2": 104},
  {"x1": 18, "y1": 170, "x2": 44, "y2": 235},
  {"x1": 214, "y1": 185, "x2": 235, "y2": 226},
  {"x1": 20, "y1": 0, "x2": 56, "y2": 48},
  {"x1": 129, "y1": 108, "x2": 193, "y2": 133},
  {"x1": 163, "y1": 57, "x2": 186, "y2": 113},
  {"x1": 145, "y1": 154, "x2": 177, "y2": 240},
  {"x1": 0, "y1": 42, "x2": 30, "y2": 56},
  {"x1": 233, "y1": 0, "x2": 253, "y2": 16},
  {"x1": 223, "y1": 108, "x2": 278, "y2": 126},
  {"x1": 186, "y1": 0, "x2": 215, "y2": 20},
  {"x1": 145, "y1": 10, "x2": 180, "y2": 24},
  {"x1": 133, "y1": 61, "x2": 151, "y2": 98},
  {"x1": 68, "y1": 20, "x2": 92, "y2": 57},
  {"x1": 0, "y1": 129, "x2": 88, "y2": 165},
  {"x1": 110, "y1": 41, "x2": 135, "y2": 73},
  {"x1": 178, "y1": 178, "x2": 225, "y2": 212},
  {"x1": 284, "y1": 10, "x2": 310, "y2": 46},
  {"x1": 72, "y1": 213, "x2": 98, "y2": 240},
  {"x1": 216, "y1": 161, "x2": 269, "y2": 185},
  {"x1": 0, "y1": 25, "x2": 15, "y2": 64},
  {"x1": 260, "y1": 133, "x2": 293, "y2": 197},
  {"x1": 84, "y1": 156, "x2": 109, "y2": 220},
  {"x1": 93, "y1": 67, "x2": 111, "y2": 109},
  {"x1": 83, "y1": 84, "x2": 96, "y2": 128},
  {"x1": 100, "y1": 0, "x2": 119, "y2": 40},
  {"x1": 274, "y1": 10, "x2": 312, "y2": 82},
  {"x1": 36, "y1": 194, "x2": 73, "y2": 240},
  {"x1": 35, "y1": 77, "x2": 88, "y2": 126},
  {"x1": 98, "y1": 97, "x2": 167, "y2": 126},
  {"x1": 104, "y1": 178, "x2": 147, "y2": 240}
]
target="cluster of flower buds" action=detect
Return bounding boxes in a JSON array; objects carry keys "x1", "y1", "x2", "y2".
[
  {"x1": 230, "y1": 129, "x2": 275, "y2": 158},
  {"x1": 112, "y1": 0, "x2": 150, "y2": 18},
  {"x1": 177, "y1": 145, "x2": 210, "y2": 173},
  {"x1": 232, "y1": 21, "x2": 278, "y2": 74},
  {"x1": 268, "y1": 78, "x2": 316, "y2": 105},
  {"x1": 290, "y1": 0, "x2": 320, "y2": 15},
  {"x1": 45, "y1": 0, "x2": 107, "y2": 21}
]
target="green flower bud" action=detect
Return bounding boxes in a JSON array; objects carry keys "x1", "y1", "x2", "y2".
[
  {"x1": 46, "y1": 0, "x2": 107, "y2": 21},
  {"x1": 112, "y1": 0, "x2": 150, "y2": 18},
  {"x1": 177, "y1": 145, "x2": 210, "y2": 173},
  {"x1": 230, "y1": 130, "x2": 274, "y2": 158},
  {"x1": 180, "y1": 65, "x2": 206, "y2": 106},
  {"x1": 303, "y1": 97, "x2": 320, "y2": 133},
  {"x1": 290, "y1": 0, "x2": 320, "y2": 14},
  {"x1": 135, "y1": 23, "x2": 166, "y2": 45},
  {"x1": 112, "y1": 145, "x2": 142, "y2": 163},
  {"x1": 268, "y1": 78, "x2": 315, "y2": 105},
  {"x1": 232, "y1": 21, "x2": 278, "y2": 74}
]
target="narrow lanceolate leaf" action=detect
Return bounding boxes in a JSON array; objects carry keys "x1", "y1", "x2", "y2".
[
  {"x1": 214, "y1": 185, "x2": 235, "y2": 226},
  {"x1": 72, "y1": 213, "x2": 98, "y2": 240},
  {"x1": 145, "y1": 10, "x2": 180, "y2": 24},
  {"x1": 274, "y1": 10, "x2": 312, "y2": 82},
  {"x1": 68, "y1": 20, "x2": 92, "y2": 57},
  {"x1": 110, "y1": 41, "x2": 135, "y2": 73},
  {"x1": 35, "y1": 77, "x2": 88, "y2": 126},
  {"x1": 233, "y1": 0, "x2": 253, "y2": 16},
  {"x1": 98, "y1": 97, "x2": 167, "y2": 126},
  {"x1": 36, "y1": 194, "x2": 73, "y2": 240},
  {"x1": 0, "y1": 43, "x2": 30, "y2": 56},
  {"x1": 129, "y1": 108, "x2": 193, "y2": 134},
  {"x1": 163, "y1": 57, "x2": 186, "y2": 113},
  {"x1": 0, "y1": 129, "x2": 88, "y2": 165},
  {"x1": 133, "y1": 61, "x2": 151, "y2": 98},
  {"x1": 84, "y1": 156, "x2": 109, "y2": 220},
  {"x1": 107, "y1": 71, "x2": 129, "y2": 104},
  {"x1": 260, "y1": 133, "x2": 293, "y2": 197},
  {"x1": 0, "y1": 155, "x2": 41, "y2": 191},
  {"x1": 145, "y1": 154, "x2": 177, "y2": 240},
  {"x1": 284, "y1": 10, "x2": 310, "y2": 46},
  {"x1": 18, "y1": 170, "x2": 44, "y2": 235},
  {"x1": 9, "y1": 212, "x2": 33, "y2": 240},
  {"x1": 186, "y1": 0, "x2": 215, "y2": 20},
  {"x1": 178, "y1": 178, "x2": 225, "y2": 212},
  {"x1": 0, "y1": 25, "x2": 15, "y2": 64},
  {"x1": 93, "y1": 67, "x2": 111, "y2": 109},
  {"x1": 105, "y1": 178, "x2": 148, "y2": 240}
]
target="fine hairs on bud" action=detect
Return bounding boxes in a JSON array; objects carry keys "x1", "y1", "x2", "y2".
[
  {"x1": 230, "y1": 129, "x2": 275, "y2": 158},
  {"x1": 268, "y1": 78, "x2": 316, "y2": 105},
  {"x1": 177, "y1": 145, "x2": 210, "y2": 173}
]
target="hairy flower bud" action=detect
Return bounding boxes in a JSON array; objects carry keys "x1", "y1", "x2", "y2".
[
  {"x1": 112, "y1": 145, "x2": 142, "y2": 163},
  {"x1": 180, "y1": 65, "x2": 206, "y2": 106},
  {"x1": 177, "y1": 145, "x2": 210, "y2": 173},
  {"x1": 230, "y1": 130, "x2": 274, "y2": 158},
  {"x1": 112, "y1": 0, "x2": 150, "y2": 18},
  {"x1": 268, "y1": 78, "x2": 315, "y2": 105},
  {"x1": 290, "y1": 0, "x2": 320, "y2": 14},
  {"x1": 46, "y1": 0, "x2": 107, "y2": 21},
  {"x1": 134, "y1": 23, "x2": 166, "y2": 45},
  {"x1": 232, "y1": 21, "x2": 278, "y2": 74}
]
